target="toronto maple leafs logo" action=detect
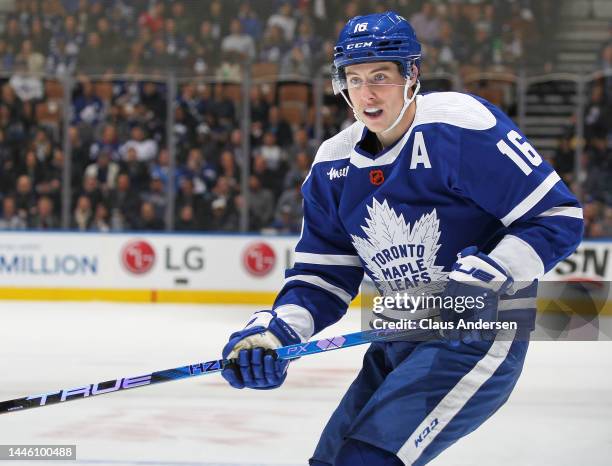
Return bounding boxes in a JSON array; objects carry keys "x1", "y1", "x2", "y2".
[{"x1": 351, "y1": 198, "x2": 447, "y2": 298}]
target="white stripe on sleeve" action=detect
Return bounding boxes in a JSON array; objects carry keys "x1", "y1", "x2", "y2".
[
  {"x1": 284, "y1": 274, "x2": 353, "y2": 305},
  {"x1": 489, "y1": 234, "x2": 544, "y2": 288},
  {"x1": 500, "y1": 172, "x2": 561, "y2": 226},
  {"x1": 537, "y1": 206, "x2": 583, "y2": 219},
  {"x1": 294, "y1": 252, "x2": 362, "y2": 267},
  {"x1": 397, "y1": 330, "x2": 515, "y2": 465},
  {"x1": 274, "y1": 304, "x2": 315, "y2": 341}
]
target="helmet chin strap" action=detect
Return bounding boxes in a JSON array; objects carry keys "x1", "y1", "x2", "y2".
[
  {"x1": 340, "y1": 77, "x2": 421, "y2": 135},
  {"x1": 382, "y1": 78, "x2": 420, "y2": 135}
]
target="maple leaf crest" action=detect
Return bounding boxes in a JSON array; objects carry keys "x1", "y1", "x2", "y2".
[{"x1": 351, "y1": 198, "x2": 447, "y2": 297}]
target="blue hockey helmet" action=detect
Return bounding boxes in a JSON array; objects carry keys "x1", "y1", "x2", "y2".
[{"x1": 332, "y1": 11, "x2": 422, "y2": 95}]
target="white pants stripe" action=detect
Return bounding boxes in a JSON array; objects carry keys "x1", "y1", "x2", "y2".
[{"x1": 396, "y1": 329, "x2": 516, "y2": 465}]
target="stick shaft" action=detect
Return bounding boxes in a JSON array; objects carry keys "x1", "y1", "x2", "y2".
[{"x1": 0, "y1": 329, "x2": 401, "y2": 415}]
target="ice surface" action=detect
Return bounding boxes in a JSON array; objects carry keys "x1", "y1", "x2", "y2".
[{"x1": 0, "y1": 302, "x2": 610, "y2": 466}]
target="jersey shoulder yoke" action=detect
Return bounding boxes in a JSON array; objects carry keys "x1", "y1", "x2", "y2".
[
  {"x1": 312, "y1": 121, "x2": 365, "y2": 168},
  {"x1": 416, "y1": 92, "x2": 497, "y2": 131}
]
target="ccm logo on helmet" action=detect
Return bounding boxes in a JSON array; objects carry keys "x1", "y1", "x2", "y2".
[{"x1": 346, "y1": 41, "x2": 373, "y2": 49}]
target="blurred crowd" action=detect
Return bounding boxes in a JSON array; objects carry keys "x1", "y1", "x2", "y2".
[
  {"x1": 0, "y1": 0, "x2": 559, "y2": 78},
  {"x1": 0, "y1": 0, "x2": 610, "y2": 237}
]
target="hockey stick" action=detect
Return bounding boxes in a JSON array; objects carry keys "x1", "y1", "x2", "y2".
[{"x1": 0, "y1": 328, "x2": 408, "y2": 415}]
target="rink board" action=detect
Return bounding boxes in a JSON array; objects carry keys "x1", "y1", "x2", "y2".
[{"x1": 0, "y1": 232, "x2": 609, "y2": 312}]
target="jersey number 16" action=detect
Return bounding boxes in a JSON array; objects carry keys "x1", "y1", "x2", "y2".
[{"x1": 496, "y1": 130, "x2": 542, "y2": 175}]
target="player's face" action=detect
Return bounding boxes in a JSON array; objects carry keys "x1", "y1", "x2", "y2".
[{"x1": 345, "y1": 62, "x2": 408, "y2": 134}]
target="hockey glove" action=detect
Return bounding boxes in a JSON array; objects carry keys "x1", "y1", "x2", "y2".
[
  {"x1": 221, "y1": 310, "x2": 301, "y2": 390},
  {"x1": 441, "y1": 246, "x2": 513, "y2": 344}
]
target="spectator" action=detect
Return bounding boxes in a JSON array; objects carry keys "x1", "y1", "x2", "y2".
[
  {"x1": 164, "y1": 18, "x2": 190, "y2": 67},
  {"x1": 90, "y1": 124, "x2": 120, "y2": 161},
  {"x1": 120, "y1": 146, "x2": 150, "y2": 192},
  {"x1": 175, "y1": 204, "x2": 199, "y2": 231},
  {"x1": 250, "y1": 85, "x2": 270, "y2": 126},
  {"x1": 45, "y1": 37, "x2": 77, "y2": 76},
  {"x1": 266, "y1": 106, "x2": 293, "y2": 147},
  {"x1": 108, "y1": 173, "x2": 140, "y2": 230},
  {"x1": 140, "y1": 81, "x2": 166, "y2": 127},
  {"x1": 288, "y1": 127, "x2": 317, "y2": 160},
  {"x1": 14, "y1": 39, "x2": 45, "y2": 75},
  {"x1": 19, "y1": 150, "x2": 45, "y2": 190},
  {"x1": 283, "y1": 152, "x2": 310, "y2": 189},
  {"x1": 221, "y1": 19, "x2": 255, "y2": 61},
  {"x1": 29, "y1": 17, "x2": 50, "y2": 55},
  {"x1": 77, "y1": 31, "x2": 111, "y2": 73},
  {"x1": 13, "y1": 174, "x2": 36, "y2": 222},
  {"x1": 205, "y1": 196, "x2": 238, "y2": 231},
  {"x1": 143, "y1": 37, "x2": 174, "y2": 71},
  {"x1": 84, "y1": 149, "x2": 120, "y2": 193},
  {"x1": 141, "y1": 174, "x2": 167, "y2": 220},
  {"x1": 247, "y1": 175, "x2": 274, "y2": 231},
  {"x1": 31, "y1": 128, "x2": 53, "y2": 164},
  {"x1": 150, "y1": 148, "x2": 170, "y2": 189},
  {"x1": 269, "y1": 203, "x2": 301, "y2": 233},
  {"x1": 554, "y1": 137, "x2": 575, "y2": 183},
  {"x1": 95, "y1": 16, "x2": 115, "y2": 50},
  {"x1": 208, "y1": 0, "x2": 225, "y2": 40},
  {"x1": 50, "y1": 15, "x2": 84, "y2": 65},
  {"x1": 280, "y1": 45, "x2": 311, "y2": 76},
  {"x1": 293, "y1": 19, "x2": 319, "y2": 62},
  {"x1": 211, "y1": 175, "x2": 234, "y2": 204},
  {"x1": 38, "y1": 148, "x2": 63, "y2": 206},
  {"x1": 238, "y1": 2, "x2": 263, "y2": 40},
  {"x1": 72, "y1": 194, "x2": 93, "y2": 230},
  {"x1": 138, "y1": 2, "x2": 165, "y2": 35},
  {"x1": 468, "y1": 24, "x2": 494, "y2": 69},
  {"x1": 410, "y1": 3, "x2": 441, "y2": 45},
  {"x1": 0, "y1": 196, "x2": 27, "y2": 230},
  {"x1": 134, "y1": 200, "x2": 164, "y2": 231},
  {"x1": 31, "y1": 195, "x2": 58, "y2": 230},
  {"x1": 260, "y1": 25, "x2": 286, "y2": 63},
  {"x1": 69, "y1": 125, "x2": 91, "y2": 182},
  {"x1": 171, "y1": 1, "x2": 196, "y2": 38},
  {"x1": 252, "y1": 154, "x2": 277, "y2": 198},
  {"x1": 267, "y1": 2, "x2": 296, "y2": 42},
  {"x1": 226, "y1": 128, "x2": 246, "y2": 167},
  {"x1": 72, "y1": 77, "x2": 104, "y2": 127},
  {"x1": 255, "y1": 131, "x2": 286, "y2": 175},
  {"x1": 89, "y1": 202, "x2": 111, "y2": 232},
  {"x1": 0, "y1": 39, "x2": 15, "y2": 71},
  {"x1": 119, "y1": 126, "x2": 158, "y2": 163},
  {"x1": 600, "y1": 206, "x2": 612, "y2": 237},
  {"x1": 193, "y1": 20, "x2": 220, "y2": 70},
  {"x1": 217, "y1": 150, "x2": 240, "y2": 192},
  {"x1": 78, "y1": 174, "x2": 104, "y2": 211},
  {"x1": 9, "y1": 64, "x2": 44, "y2": 102},
  {"x1": 176, "y1": 176, "x2": 206, "y2": 218},
  {"x1": 183, "y1": 147, "x2": 216, "y2": 194},
  {"x1": 273, "y1": 178, "x2": 303, "y2": 232},
  {"x1": 584, "y1": 84, "x2": 609, "y2": 141}
]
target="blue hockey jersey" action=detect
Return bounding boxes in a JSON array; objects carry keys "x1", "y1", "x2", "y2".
[{"x1": 271, "y1": 92, "x2": 584, "y2": 341}]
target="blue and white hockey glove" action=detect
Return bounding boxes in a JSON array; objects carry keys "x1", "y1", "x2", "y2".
[
  {"x1": 441, "y1": 246, "x2": 513, "y2": 344},
  {"x1": 221, "y1": 310, "x2": 301, "y2": 390}
]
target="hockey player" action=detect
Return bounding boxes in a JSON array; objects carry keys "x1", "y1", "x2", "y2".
[{"x1": 221, "y1": 11, "x2": 583, "y2": 466}]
